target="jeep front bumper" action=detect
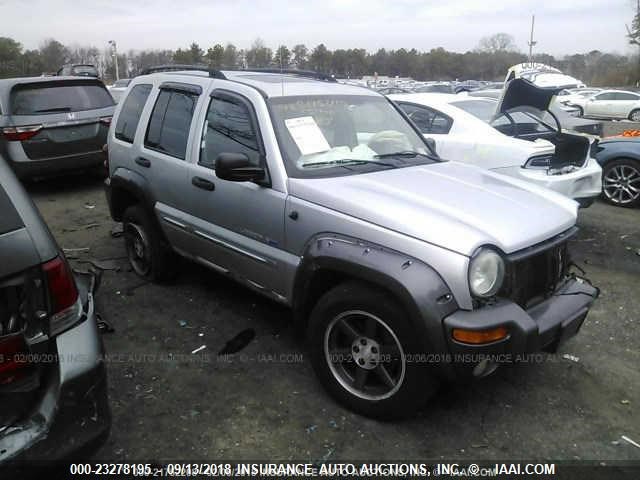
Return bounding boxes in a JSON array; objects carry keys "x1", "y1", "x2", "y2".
[{"x1": 441, "y1": 278, "x2": 598, "y2": 379}]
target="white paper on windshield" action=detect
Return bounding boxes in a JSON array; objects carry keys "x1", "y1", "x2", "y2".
[{"x1": 284, "y1": 116, "x2": 330, "y2": 155}]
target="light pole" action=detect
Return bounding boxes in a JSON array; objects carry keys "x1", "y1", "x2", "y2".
[
  {"x1": 108, "y1": 40, "x2": 119, "y2": 81},
  {"x1": 527, "y1": 15, "x2": 537, "y2": 66}
]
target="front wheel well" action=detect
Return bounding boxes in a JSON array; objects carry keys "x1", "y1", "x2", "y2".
[
  {"x1": 110, "y1": 186, "x2": 141, "y2": 221},
  {"x1": 295, "y1": 269, "x2": 404, "y2": 333}
]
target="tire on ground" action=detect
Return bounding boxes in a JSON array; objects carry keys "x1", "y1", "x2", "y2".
[
  {"x1": 122, "y1": 204, "x2": 177, "y2": 281},
  {"x1": 307, "y1": 280, "x2": 438, "y2": 419},
  {"x1": 601, "y1": 158, "x2": 640, "y2": 208}
]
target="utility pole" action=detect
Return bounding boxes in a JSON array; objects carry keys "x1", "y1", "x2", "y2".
[
  {"x1": 527, "y1": 14, "x2": 537, "y2": 66},
  {"x1": 108, "y1": 40, "x2": 119, "y2": 81}
]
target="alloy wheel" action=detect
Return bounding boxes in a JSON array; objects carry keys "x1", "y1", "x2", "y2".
[
  {"x1": 324, "y1": 310, "x2": 406, "y2": 401},
  {"x1": 603, "y1": 164, "x2": 640, "y2": 205}
]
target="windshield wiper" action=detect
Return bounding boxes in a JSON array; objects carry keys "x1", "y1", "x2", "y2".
[
  {"x1": 34, "y1": 107, "x2": 72, "y2": 113},
  {"x1": 374, "y1": 150, "x2": 431, "y2": 159},
  {"x1": 302, "y1": 159, "x2": 397, "y2": 169}
]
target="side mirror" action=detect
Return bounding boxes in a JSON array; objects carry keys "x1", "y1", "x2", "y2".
[
  {"x1": 424, "y1": 137, "x2": 437, "y2": 153},
  {"x1": 215, "y1": 153, "x2": 265, "y2": 182}
]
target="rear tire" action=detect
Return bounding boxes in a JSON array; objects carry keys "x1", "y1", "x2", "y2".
[
  {"x1": 576, "y1": 106, "x2": 584, "y2": 117},
  {"x1": 601, "y1": 158, "x2": 640, "y2": 207},
  {"x1": 122, "y1": 205, "x2": 177, "y2": 281},
  {"x1": 629, "y1": 109, "x2": 640, "y2": 122},
  {"x1": 307, "y1": 281, "x2": 438, "y2": 419}
]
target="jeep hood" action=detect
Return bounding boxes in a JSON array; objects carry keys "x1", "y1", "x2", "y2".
[
  {"x1": 288, "y1": 162, "x2": 577, "y2": 256},
  {"x1": 496, "y1": 78, "x2": 563, "y2": 117}
]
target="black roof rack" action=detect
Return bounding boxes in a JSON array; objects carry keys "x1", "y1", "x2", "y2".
[
  {"x1": 236, "y1": 68, "x2": 336, "y2": 82},
  {"x1": 138, "y1": 65, "x2": 336, "y2": 84},
  {"x1": 140, "y1": 64, "x2": 226, "y2": 79}
]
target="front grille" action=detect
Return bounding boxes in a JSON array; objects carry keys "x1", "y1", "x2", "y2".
[{"x1": 500, "y1": 241, "x2": 569, "y2": 309}]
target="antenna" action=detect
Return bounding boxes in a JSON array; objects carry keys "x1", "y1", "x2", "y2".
[{"x1": 527, "y1": 14, "x2": 537, "y2": 66}]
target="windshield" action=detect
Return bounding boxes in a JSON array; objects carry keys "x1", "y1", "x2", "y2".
[
  {"x1": 451, "y1": 99, "x2": 555, "y2": 137},
  {"x1": 269, "y1": 95, "x2": 437, "y2": 178}
]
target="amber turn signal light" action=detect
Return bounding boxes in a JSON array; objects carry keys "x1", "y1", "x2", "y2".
[{"x1": 452, "y1": 327, "x2": 508, "y2": 345}]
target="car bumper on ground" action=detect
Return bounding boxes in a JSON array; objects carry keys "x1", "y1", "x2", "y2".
[
  {"x1": 441, "y1": 277, "x2": 598, "y2": 379},
  {"x1": 0, "y1": 273, "x2": 110, "y2": 466},
  {"x1": 494, "y1": 158, "x2": 603, "y2": 205}
]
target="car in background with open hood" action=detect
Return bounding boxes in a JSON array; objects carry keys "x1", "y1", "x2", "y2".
[{"x1": 390, "y1": 79, "x2": 602, "y2": 207}]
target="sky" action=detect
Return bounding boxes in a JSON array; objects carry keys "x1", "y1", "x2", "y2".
[{"x1": 0, "y1": 0, "x2": 634, "y2": 56}]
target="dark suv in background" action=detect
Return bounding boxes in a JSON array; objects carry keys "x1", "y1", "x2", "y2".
[
  {"x1": 0, "y1": 76, "x2": 114, "y2": 179},
  {"x1": 0, "y1": 153, "x2": 110, "y2": 465},
  {"x1": 56, "y1": 64, "x2": 100, "y2": 78}
]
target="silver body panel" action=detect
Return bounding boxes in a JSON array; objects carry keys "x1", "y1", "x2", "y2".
[{"x1": 108, "y1": 72, "x2": 579, "y2": 312}]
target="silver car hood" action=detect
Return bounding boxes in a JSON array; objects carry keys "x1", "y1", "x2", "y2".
[{"x1": 288, "y1": 161, "x2": 577, "y2": 256}]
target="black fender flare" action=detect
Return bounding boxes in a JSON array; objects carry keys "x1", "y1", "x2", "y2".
[
  {"x1": 292, "y1": 234, "x2": 459, "y2": 361},
  {"x1": 105, "y1": 167, "x2": 155, "y2": 221}
]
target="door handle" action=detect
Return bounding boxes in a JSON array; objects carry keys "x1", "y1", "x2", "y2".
[
  {"x1": 135, "y1": 157, "x2": 151, "y2": 168},
  {"x1": 192, "y1": 176, "x2": 215, "y2": 191}
]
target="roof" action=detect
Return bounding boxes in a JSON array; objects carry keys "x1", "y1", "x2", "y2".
[
  {"x1": 0, "y1": 75, "x2": 105, "y2": 88},
  {"x1": 134, "y1": 70, "x2": 379, "y2": 99},
  {"x1": 221, "y1": 71, "x2": 377, "y2": 98}
]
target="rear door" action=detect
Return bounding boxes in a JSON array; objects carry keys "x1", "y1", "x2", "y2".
[
  {"x1": 6, "y1": 79, "x2": 114, "y2": 161},
  {"x1": 611, "y1": 92, "x2": 640, "y2": 118},
  {"x1": 137, "y1": 82, "x2": 201, "y2": 253}
]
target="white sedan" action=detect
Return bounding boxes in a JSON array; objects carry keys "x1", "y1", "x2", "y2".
[
  {"x1": 390, "y1": 89, "x2": 602, "y2": 207},
  {"x1": 567, "y1": 89, "x2": 640, "y2": 121},
  {"x1": 107, "y1": 78, "x2": 131, "y2": 103}
]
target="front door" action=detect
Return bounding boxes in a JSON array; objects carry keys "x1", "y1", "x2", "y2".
[{"x1": 185, "y1": 90, "x2": 287, "y2": 298}]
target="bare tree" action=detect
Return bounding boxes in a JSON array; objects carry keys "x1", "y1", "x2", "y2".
[{"x1": 477, "y1": 33, "x2": 517, "y2": 53}]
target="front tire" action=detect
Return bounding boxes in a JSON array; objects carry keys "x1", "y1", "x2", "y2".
[
  {"x1": 576, "y1": 106, "x2": 584, "y2": 117},
  {"x1": 307, "y1": 281, "x2": 438, "y2": 419},
  {"x1": 122, "y1": 205, "x2": 177, "y2": 281},
  {"x1": 629, "y1": 109, "x2": 640, "y2": 122},
  {"x1": 601, "y1": 158, "x2": 640, "y2": 207}
]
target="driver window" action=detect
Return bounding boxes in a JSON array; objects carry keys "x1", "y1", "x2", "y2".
[{"x1": 199, "y1": 95, "x2": 260, "y2": 169}]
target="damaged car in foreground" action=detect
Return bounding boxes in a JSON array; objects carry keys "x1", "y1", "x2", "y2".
[
  {"x1": 391, "y1": 78, "x2": 602, "y2": 207},
  {"x1": 106, "y1": 69, "x2": 599, "y2": 418},
  {"x1": 0, "y1": 153, "x2": 110, "y2": 468}
]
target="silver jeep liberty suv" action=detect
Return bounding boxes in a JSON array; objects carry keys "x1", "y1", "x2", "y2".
[{"x1": 105, "y1": 67, "x2": 598, "y2": 418}]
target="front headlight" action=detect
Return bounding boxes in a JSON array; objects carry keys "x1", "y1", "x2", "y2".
[{"x1": 469, "y1": 249, "x2": 505, "y2": 298}]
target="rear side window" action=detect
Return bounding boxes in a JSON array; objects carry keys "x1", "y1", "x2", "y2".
[
  {"x1": 10, "y1": 81, "x2": 114, "y2": 115},
  {"x1": 145, "y1": 89, "x2": 196, "y2": 160},
  {"x1": 199, "y1": 95, "x2": 260, "y2": 169},
  {"x1": 114, "y1": 84, "x2": 152, "y2": 143}
]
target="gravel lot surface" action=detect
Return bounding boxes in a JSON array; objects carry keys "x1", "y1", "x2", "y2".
[{"x1": 27, "y1": 176, "x2": 640, "y2": 468}]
